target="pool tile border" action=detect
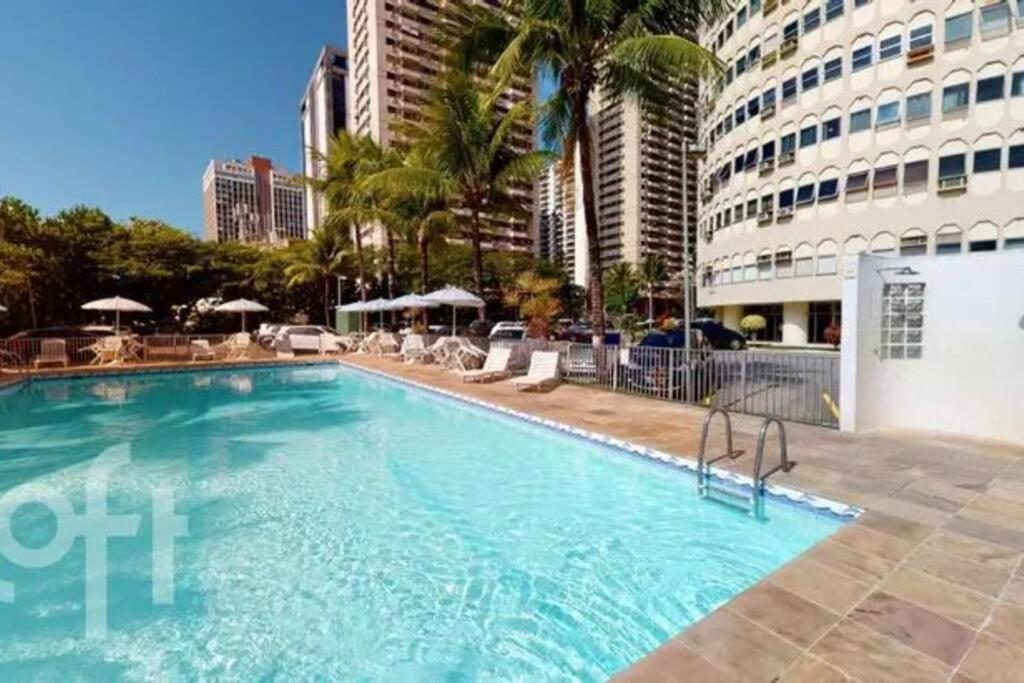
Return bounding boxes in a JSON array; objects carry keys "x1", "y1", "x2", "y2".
[
  {"x1": 24, "y1": 359, "x2": 338, "y2": 383},
  {"x1": 338, "y1": 360, "x2": 861, "y2": 521}
]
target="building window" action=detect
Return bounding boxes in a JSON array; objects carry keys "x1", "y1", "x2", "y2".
[
  {"x1": 975, "y1": 75, "x2": 1005, "y2": 103},
  {"x1": 970, "y1": 236, "x2": 998, "y2": 252},
  {"x1": 846, "y1": 170, "x2": 869, "y2": 193},
  {"x1": 744, "y1": 304, "x2": 783, "y2": 341},
  {"x1": 938, "y1": 153, "x2": 966, "y2": 179},
  {"x1": 748, "y1": 44, "x2": 761, "y2": 65},
  {"x1": 819, "y1": 178, "x2": 839, "y2": 200},
  {"x1": 747, "y1": 197, "x2": 758, "y2": 216},
  {"x1": 903, "y1": 159, "x2": 929, "y2": 191},
  {"x1": 944, "y1": 12, "x2": 973, "y2": 45},
  {"x1": 796, "y1": 183, "x2": 816, "y2": 205},
  {"x1": 973, "y1": 148, "x2": 1002, "y2": 173},
  {"x1": 854, "y1": 0, "x2": 871, "y2": 6},
  {"x1": 876, "y1": 102, "x2": 900, "y2": 127},
  {"x1": 850, "y1": 108, "x2": 871, "y2": 132},
  {"x1": 1010, "y1": 144, "x2": 1024, "y2": 168},
  {"x1": 878, "y1": 35, "x2": 902, "y2": 61},
  {"x1": 823, "y1": 57, "x2": 842, "y2": 82},
  {"x1": 782, "y1": 78, "x2": 798, "y2": 101},
  {"x1": 941, "y1": 83, "x2": 969, "y2": 113},
  {"x1": 809, "y1": 302, "x2": 841, "y2": 343},
  {"x1": 873, "y1": 165, "x2": 898, "y2": 189},
  {"x1": 900, "y1": 233, "x2": 928, "y2": 256},
  {"x1": 851, "y1": 45, "x2": 873, "y2": 71},
  {"x1": 757, "y1": 254, "x2": 773, "y2": 279},
  {"x1": 775, "y1": 252, "x2": 793, "y2": 278},
  {"x1": 905, "y1": 92, "x2": 931, "y2": 121},
  {"x1": 763, "y1": 87, "x2": 777, "y2": 108},
  {"x1": 804, "y1": 7, "x2": 821, "y2": 32},
  {"x1": 737, "y1": 5, "x2": 748, "y2": 27},
  {"x1": 762, "y1": 139, "x2": 776, "y2": 159},
  {"x1": 751, "y1": 0, "x2": 762, "y2": 14},
  {"x1": 908, "y1": 24, "x2": 933, "y2": 50},
  {"x1": 799, "y1": 125, "x2": 818, "y2": 147},
  {"x1": 748, "y1": 97, "x2": 761, "y2": 117},
  {"x1": 822, "y1": 117, "x2": 841, "y2": 140},
  {"x1": 781, "y1": 132, "x2": 796, "y2": 154},
  {"x1": 779, "y1": 188, "x2": 795, "y2": 209},
  {"x1": 737, "y1": 54, "x2": 748, "y2": 76},
  {"x1": 784, "y1": 20, "x2": 799, "y2": 41},
  {"x1": 825, "y1": 0, "x2": 844, "y2": 22},
  {"x1": 816, "y1": 251, "x2": 838, "y2": 275},
  {"x1": 802, "y1": 67, "x2": 819, "y2": 91},
  {"x1": 980, "y1": 2, "x2": 1012, "y2": 39},
  {"x1": 795, "y1": 251, "x2": 814, "y2": 277},
  {"x1": 744, "y1": 148, "x2": 759, "y2": 169},
  {"x1": 936, "y1": 231, "x2": 962, "y2": 254},
  {"x1": 880, "y1": 283, "x2": 925, "y2": 360},
  {"x1": 1013, "y1": 71, "x2": 1024, "y2": 97}
]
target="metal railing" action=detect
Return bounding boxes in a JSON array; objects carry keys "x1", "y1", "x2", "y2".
[
  {"x1": 0, "y1": 334, "x2": 272, "y2": 369},
  {"x1": 555, "y1": 343, "x2": 840, "y2": 428}
]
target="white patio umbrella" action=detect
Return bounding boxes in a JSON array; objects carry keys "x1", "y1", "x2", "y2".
[
  {"x1": 214, "y1": 298, "x2": 269, "y2": 332},
  {"x1": 390, "y1": 294, "x2": 440, "y2": 309},
  {"x1": 424, "y1": 286, "x2": 485, "y2": 337},
  {"x1": 363, "y1": 298, "x2": 401, "y2": 329},
  {"x1": 0, "y1": 304, "x2": 7, "y2": 313},
  {"x1": 81, "y1": 296, "x2": 152, "y2": 335}
]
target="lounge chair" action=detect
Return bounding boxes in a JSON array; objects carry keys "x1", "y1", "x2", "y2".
[
  {"x1": 218, "y1": 333, "x2": 252, "y2": 360},
  {"x1": 274, "y1": 335, "x2": 295, "y2": 359},
  {"x1": 401, "y1": 334, "x2": 430, "y2": 363},
  {"x1": 189, "y1": 339, "x2": 216, "y2": 362},
  {"x1": 88, "y1": 336, "x2": 122, "y2": 365},
  {"x1": 33, "y1": 339, "x2": 69, "y2": 368},
  {"x1": 378, "y1": 332, "x2": 401, "y2": 357},
  {"x1": 460, "y1": 347, "x2": 512, "y2": 383},
  {"x1": 511, "y1": 351, "x2": 561, "y2": 392}
]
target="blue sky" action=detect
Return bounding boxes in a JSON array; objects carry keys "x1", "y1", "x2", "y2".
[{"x1": 0, "y1": 1, "x2": 346, "y2": 235}]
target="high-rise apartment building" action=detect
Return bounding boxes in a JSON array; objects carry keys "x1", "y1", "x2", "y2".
[
  {"x1": 202, "y1": 157, "x2": 306, "y2": 244},
  {"x1": 346, "y1": 0, "x2": 535, "y2": 252},
  {"x1": 300, "y1": 45, "x2": 348, "y2": 237},
  {"x1": 696, "y1": 0, "x2": 1024, "y2": 345},
  {"x1": 534, "y1": 158, "x2": 589, "y2": 286}
]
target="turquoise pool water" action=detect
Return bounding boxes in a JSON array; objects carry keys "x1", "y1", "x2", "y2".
[{"x1": 0, "y1": 366, "x2": 845, "y2": 680}]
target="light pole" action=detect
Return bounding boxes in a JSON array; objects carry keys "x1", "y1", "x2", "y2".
[{"x1": 681, "y1": 139, "x2": 706, "y2": 361}]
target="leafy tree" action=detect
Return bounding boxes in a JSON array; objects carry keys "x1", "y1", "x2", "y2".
[
  {"x1": 452, "y1": 0, "x2": 721, "y2": 344},
  {"x1": 503, "y1": 271, "x2": 563, "y2": 338},
  {"x1": 284, "y1": 226, "x2": 350, "y2": 325},
  {"x1": 604, "y1": 262, "x2": 639, "y2": 317},
  {"x1": 638, "y1": 253, "x2": 668, "y2": 328}
]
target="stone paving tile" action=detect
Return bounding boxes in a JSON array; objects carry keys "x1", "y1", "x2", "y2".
[
  {"x1": 768, "y1": 558, "x2": 872, "y2": 614},
  {"x1": 960, "y1": 496, "x2": 1024, "y2": 532},
  {"x1": 986, "y1": 479, "x2": 1024, "y2": 504},
  {"x1": 829, "y1": 523, "x2": 920, "y2": 564},
  {"x1": 905, "y1": 547, "x2": 1012, "y2": 598},
  {"x1": 945, "y1": 516, "x2": 1024, "y2": 552},
  {"x1": 810, "y1": 619, "x2": 951, "y2": 682},
  {"x1": 611, "y1": 638, "x2": 731, "y2": 683},
  {"x1": 679, "y1": 608, "x2": 801, "y2": 681},
  {"x1": 922, "y1": 530, "x2": 1024, "y2": 571},
  {"x1": 880, "y1": 566, "x2": 995, "y2": 630},
  {"x1": 803, "y1": 538, "x2": 897, "y2": 586},
  {"x1": 856, "y1": 509, "x2": 939, "y2": 541},
  {"x1": 777, "y1": 655, "x2": 851, "y2": 682},
  {"x1": 956, "y1": 633, "x2": 1024, "y2": 683},
  {"x1": 849, "y1": 591, "x2": 975, "y2": 666},
  {"x1": 892, "y1": 478, "x2": 977, "y2": 514},
  {"x1": 726, "y1": 581, "x2": 840, "y2": 649},
  {"x1": 868, "y1": 496, "x2": 960, "y2": 528},
  {"x1": 1004, "y1": 576, "x2": 1024, "y2": 608},
  {"x1": 983, "y1": 604, "x2": 1024, "y2": 647}
]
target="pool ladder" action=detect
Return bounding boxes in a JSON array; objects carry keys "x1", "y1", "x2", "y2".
[{"x1": 697, "y1": 409, "x2": 796, "y2": 517}]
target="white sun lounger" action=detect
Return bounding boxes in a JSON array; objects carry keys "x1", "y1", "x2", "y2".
[
  {"x1": 460, "y1": 346, "x2": 512, "y2": 383},
  {"x1": 510, "y1": 351, "x2": 561, "y2": 392},
  {"x1": 401, "y1": 334, "x2": 429, "y2": 363},
  {"x1": 34, "y1": 339, "x2": 69, "y2": 368}
]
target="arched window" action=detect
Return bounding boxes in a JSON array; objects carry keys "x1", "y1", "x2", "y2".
[
  {"x1": 903, "y1": 147, "x2": 931, "y2": 194},
  {"x1": 797, "y1": 171, "x2": 817, "y2": 205},
  {"x1": 822, "y1": 46, "x2": 843, "y2": 83},
  {"x1": 821, "y1": 106, "x2": 842, "y2": 141},
  {"x1": 849, "y1": 95, "x2": 873, "y2": 133},
  {"x1": 843, "y1": 236, "x2": 868, "y2": 265},
  {"x1": 873, "y1": 151, "x2": 900, "y2": 192},
  {"x1": 801, "y1": 56, "x2": 822, "y2": 93},
  {"x1": 743, "y1": 252, "x2": 758, "y2": 281},
  {"x1": 781, "y1": 65, "x2": 799, "y2": 103},
  {"x1": 878, "y1": 22, "x2": 904, "y2": 62},
  {"x1": 757, "y1": 248, "x2": 774, "y2": 279},
  {"x1": 794, "y1": 243, "x2": 814, "y2": 276},
  {"x1": 907, "y1": 11, "x2": 936, "y2": 54},
  {"x1": 799, "y1": 114, "x2": 820, "y2": 148},
  {"x1": 871, "y1": 232, "x2": 896, "y2": 255},
  {"x1": 941, "y1": 69, "x2": 972, "y2": 117},
  {"x1": 937, "y1": 139, "x2": 969, "y2": 190},
  {"x1": 973, "y1": 133, "x2": 1005, "y2": 175},
  {"x1": 975, "y1": 62, "x2": 1008, "y2": 104},
  {"x1": 875, "y1": 88, "x2": 903, "y2": 129},
  {"x1": 775, "y1": 245, "x2": 794, "y2": 278},
  {"x1": 900, "y1": 228, "x2": 928, "y2": 255},
  {"x1": 1004, "y1": 219, "x2": 1024, "y2": 250},
  {"x1": 851, "y1": 34, "x2": 874, "y2": 72},
  {"x1": 905, "y1": 79, "x2": 934, "y2": 124},
  {"x1": 846, "y1": 159, "x2": 871, "y2": 196},
  {"x1": 816, "y1": 239, "x2": 839, "y2": 274},
  {"x1": 935, "y1": 224, "x2": 963, "y2": 255},
  {"x1": 968, "y1": 222, "x2": 999, "y2": 252},
  {"x1": 818, "y1": 167, "x2": 841, "y2": 201}
]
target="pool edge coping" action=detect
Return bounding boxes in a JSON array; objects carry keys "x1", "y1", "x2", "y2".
[{"x1": 337, "y1": 360, "x2": 862, "y2": 521}]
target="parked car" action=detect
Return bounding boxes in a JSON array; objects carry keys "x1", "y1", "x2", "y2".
[
  {"x1": 690, "y1": 321, "x2": 746, "y2": 350},
  {"x1": 272, "y1": 326, "x2": 345, "y2": 354},
  {"x1": 488, "y1": 321, "x2": 527, "y2": 340},
  {"x1": 6, "y1": 326, "x2": 128, "y2": 340},
  {"x1": 257, "y1": 324, "x2": 285, "y2": 349},
  {"x1": 555, "y1": 323, "x2": 621, "y2": 346}
]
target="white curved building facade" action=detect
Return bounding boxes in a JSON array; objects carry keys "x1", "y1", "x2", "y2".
[{"x1": 696, "y1": 0, "x2": 1024, "y2": 344}]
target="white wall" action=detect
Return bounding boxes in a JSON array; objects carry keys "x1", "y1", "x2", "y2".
[{"x1": 841, "y1": 251, "x2": 1024, "y2": 446}]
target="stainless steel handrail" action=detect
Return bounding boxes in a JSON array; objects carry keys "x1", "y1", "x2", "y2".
[
  {"x1": 697, "y1": 407, "x2": 736, "y2": 493},
  {"x1": 753, "y1": 416, "x2": 795, "y2": 489}
]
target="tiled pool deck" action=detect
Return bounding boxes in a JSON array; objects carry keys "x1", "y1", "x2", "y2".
[{"x1": 343, "y1": 355, "x2": 1024, "y2": 683}]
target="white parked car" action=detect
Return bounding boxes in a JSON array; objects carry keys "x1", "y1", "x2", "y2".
[
  {"x1": 488, "y1": 321, "x2": 527, "y2": 340},
  {"x1": 272, "y1": 325, "x2": 345, "y2": 354}
]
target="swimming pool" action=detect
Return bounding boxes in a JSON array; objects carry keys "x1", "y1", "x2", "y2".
[{"x1": 0, "y1": 365, "x2": 848, "y2": 680}]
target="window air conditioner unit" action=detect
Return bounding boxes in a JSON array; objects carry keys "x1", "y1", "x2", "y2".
[
  {"x1": 762, "y1": 50, "x2": 778, "y2": 68},
  {"x1": 777, "y1": 206, "x2": 795, "y2": 219},
  {"x1": 758, "y1": 158, "x2": 775, "y2": 174},
  {"x1": 779, "y1": 150, "x2": 796, "y2": 165},
  {"x1": 780, "y1": 38, "x2": 798, "y2": 58},
  {"x1": 760, "y1": 103, "x2": 776, "y2": 120},
  {"x1": 938, "y1": 175, "x2": 967, "y2": 193},
  {"x1": 757, "y1": 210, "x2": 775, "y2": 224},
  {"x1": 906, "y1": 45, "x2": 934, "y2": 66}
]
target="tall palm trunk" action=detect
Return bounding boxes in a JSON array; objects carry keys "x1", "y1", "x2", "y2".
[
  {"x1": 577, "y1": 116, "x2": 605, "y2": 347},
  {"x1": 384, "y1": 226, "x2": 399, "y2": 325},
  {"x1": 352, "y1": 223, "x2": 368, "y2": 331},
  {"x1": 418, "y1": 229, "x2": 430, "y2": 294},
  {"x1": 322, "y1": 275, "x2": 331, "y2": 326},
  {"x1": 469, "y1": 207, "x2": 485, "y2": 321},
  {"x1": 26, "y1": 280, "x2": 38, "y2": 330}
]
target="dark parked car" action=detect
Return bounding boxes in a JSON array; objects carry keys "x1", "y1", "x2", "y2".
[
  {"x1": 639, "y1": 321, "x2": 745, "y2": 351},
  {"x1": 556, "y1": 323, "x2": 621, "y2": 346}
]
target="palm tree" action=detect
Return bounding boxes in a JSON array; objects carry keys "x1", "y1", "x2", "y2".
[
  {"x1": 604, "y1": 261, "x2": 639, "y2": 317},
  {"x1": 503, "y1": 271, "x2": 563, "y2": 338},
  {"x1": 389, "y1": 193, "x2": 453, "y2": 293},
  {"x1": 451, "y1": 0, "x2": 722, "y2": 345},
  {"x1": 638, "y1": 252, "x2": 668, "y2": 328},
  {"x1": 284, "y1": 225, "x2": 348, "y2": 324},
  {"x1": 367, "y1": 70, "x2": 553, "y2": 311}
]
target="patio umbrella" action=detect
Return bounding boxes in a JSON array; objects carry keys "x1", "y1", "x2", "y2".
[
  {"x1": 81, "y1": 296, "x2": 152, "y2": 335},
  {"x1": 424, "y1": 286, "x2": 485, "y2": 337},
  {"x1": 0, "y1": 304, "x2": 7, "y2": 313},
  {"x1": 390, "y1": 294, "x2": 440, "y2": 309},
  {"x1": 214, "y1": 298, "x2": 268, "y2": 332},
  {"x1": 363, "y1": 298, "x2": 400, "y2": 329}
]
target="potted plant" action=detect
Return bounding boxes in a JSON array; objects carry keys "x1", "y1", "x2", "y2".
[{"x1": 740, "y1": 314, "x2": 767, "y2": 341}]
